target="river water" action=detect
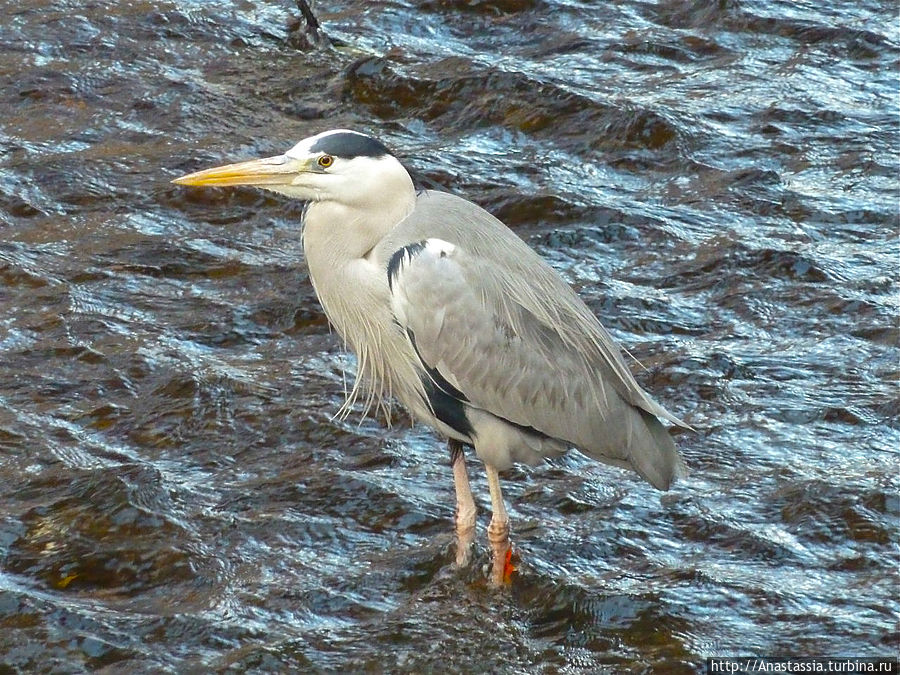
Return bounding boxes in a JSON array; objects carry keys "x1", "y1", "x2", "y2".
[{"x1": 1, "y1": 0, "x2": 897, "y2": 672}]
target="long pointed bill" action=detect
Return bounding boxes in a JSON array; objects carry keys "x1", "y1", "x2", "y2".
[{"x1": 171, "y1": 154, "x2": 309, "y2": 187}]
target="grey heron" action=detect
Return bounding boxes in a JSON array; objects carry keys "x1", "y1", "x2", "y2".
[{"x1": 172, "y1": 129, "x2": 688, "y2": 584}]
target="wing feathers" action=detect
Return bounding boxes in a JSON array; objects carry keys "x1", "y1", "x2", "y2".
[{"x1": 380, "y1": 191, "x2": 687, "y2": 487}]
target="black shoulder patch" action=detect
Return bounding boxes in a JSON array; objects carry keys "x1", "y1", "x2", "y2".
[
  {"x1": 406, "y1": 329, "x2": 474, "y2": 440},
  {"x1": 387, "y1": 241, "x2": 427, "y2": 292},
  {"x1": 424, "y1": 378, "x2": 475, "y2": 440},
  {"x1": 309, "y1": 132, "x2": 392, "y2": 159}
]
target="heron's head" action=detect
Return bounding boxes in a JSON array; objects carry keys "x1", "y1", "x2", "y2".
[{"x1": 172, "y1": 129, "x2": 414, "y2": 207}]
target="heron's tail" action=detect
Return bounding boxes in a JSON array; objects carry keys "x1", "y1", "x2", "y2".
[{"x1": 627, "y1": 408, "x2": 688, "y2": 490}]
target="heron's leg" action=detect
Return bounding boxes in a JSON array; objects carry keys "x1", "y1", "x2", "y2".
[
  {"x1": 449, "y1": 440, "x2": 477, "y2": 567},
  {"x1": 485, "y1": 463, "x2": 513, "y2": 585}
]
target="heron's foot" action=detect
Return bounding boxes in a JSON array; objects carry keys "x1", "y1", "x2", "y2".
[{"x1": 487, "y1": 520, "x2": 514, "y2": 585}]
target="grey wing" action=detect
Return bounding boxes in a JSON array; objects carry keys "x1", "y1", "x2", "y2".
[{"x1": 383, "y1": 193, "x2": 687, "y2": 489}]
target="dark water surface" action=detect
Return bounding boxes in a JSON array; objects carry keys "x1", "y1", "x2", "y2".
[{"x1": 1, "y1": 0, "x2": 898, "y2": 672}]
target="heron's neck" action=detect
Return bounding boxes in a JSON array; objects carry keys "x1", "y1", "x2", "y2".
[
  {"x1": 302, "y1": 158, "x2": 416, "y2": 256},
  {"x1": 303, "y1": 200, "x2": 411, "y2": 261},
  {"x1": 301, "y1": 182, "x2": 416, "y2": 304},
  {"x1": 298, "y1": 174, "x2": 422, "y2": 416}
]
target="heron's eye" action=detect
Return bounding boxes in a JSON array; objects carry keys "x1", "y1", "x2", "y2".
[{"x1": 317, "y1": 155, "x2": 334, "y2": 168}]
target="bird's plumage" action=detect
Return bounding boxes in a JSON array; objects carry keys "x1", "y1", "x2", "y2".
[
  {"x1": 173, "y1": 127, "x2": 688, "y2": 496},
  {"x1": 376, "y1": 190, "x2": 687, "y2": 488}
]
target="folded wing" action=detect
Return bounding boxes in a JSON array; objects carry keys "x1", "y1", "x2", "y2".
[{"x1": 381, "y1": 191, "x2": 688, "y2": 489}]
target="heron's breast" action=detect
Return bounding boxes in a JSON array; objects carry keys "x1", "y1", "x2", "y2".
[{"x1": 310, "y1": 255, "x2": 425, "y2": 400}]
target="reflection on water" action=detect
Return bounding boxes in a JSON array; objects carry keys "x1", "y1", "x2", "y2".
[{"x1": 1, "y1": 0, "x2": 897, "y2": 671}]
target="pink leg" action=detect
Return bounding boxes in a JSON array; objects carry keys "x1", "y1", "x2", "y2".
[
  {"x1": 485, "y1": 463, "x2": 513, "y2": 585},
  {"x1": 449, "y1": 440, "x2": 477, "y2": 567}
]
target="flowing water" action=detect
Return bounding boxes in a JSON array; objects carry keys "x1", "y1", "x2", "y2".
[{"x1": 1, "y1": 0, "x2": 898, "y2": 672}]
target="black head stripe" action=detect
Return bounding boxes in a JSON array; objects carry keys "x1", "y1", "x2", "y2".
[{"x1": 309, "y1": 132, "x2": 392, "y2": 159}]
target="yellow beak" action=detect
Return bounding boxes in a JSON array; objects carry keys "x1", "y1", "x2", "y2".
[{"x1": 171, "y1": 155, "x2": 309, "y2": 187}]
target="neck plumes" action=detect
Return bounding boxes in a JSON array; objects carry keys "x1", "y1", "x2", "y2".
[{"x1": 300, "y1": 163, "x2": 418, "y2": 419}]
